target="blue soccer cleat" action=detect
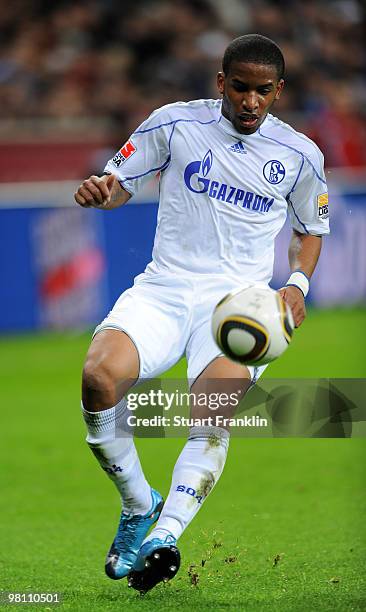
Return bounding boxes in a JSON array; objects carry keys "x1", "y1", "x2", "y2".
[
  {"x1": 105, "y1": 489, "x2": 164, "y2": 580},
  {"x1": 127, "y1": 534, "x2": 181, "y2": 594}
]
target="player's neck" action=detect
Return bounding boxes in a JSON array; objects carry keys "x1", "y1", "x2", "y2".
[{"x1": 219, "y1": 112, "x2": 267, "y2": 138}]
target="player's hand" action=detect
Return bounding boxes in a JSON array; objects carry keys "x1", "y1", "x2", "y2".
[
  {"x1": 278, "y1": 285, "x2": 306, "y2": 328},
  {"x1": 74, "y1": 174, "x2": 116, "y2": 208}
]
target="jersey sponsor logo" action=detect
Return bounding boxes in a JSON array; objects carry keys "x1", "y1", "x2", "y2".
[
  {"x1": 228, "y1": 141, "x2": 246, "y2": 154},
  {"x1": 263, "y1": 160, "x2": 286, "y2": 184},
  {"x1": 317, "y1": 192, "x2": 329, "y2": 218},
  {"x1": 112, "y1": 139, "x2": 136, "y2": 168},
  {"x1": 184, "y1": 150, "x2": 274, "y2": 214}
]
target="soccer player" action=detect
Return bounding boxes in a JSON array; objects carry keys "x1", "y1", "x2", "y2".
[{"x1": 74, "y1": 34, "x2": 329, "y2": 593}]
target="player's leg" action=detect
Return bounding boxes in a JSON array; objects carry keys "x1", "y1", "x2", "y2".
[
  {"x1": 82, "y1": 328, "x2": 163, "y2": 579},
  {"x1": 82, "y1": 275, "x2": 192, "y2": 580},
  {"x1": 82, "y1": 328, "x2": 153, "y2": 513},
  {"x1": 82, "y1": 327, "x2": 139, "y2": 410},
  {"x1": 142, "y1": 357, "x2": 251, "y2": 543},
  {"x1": 128, "y1": 357, "x2": 252, "y2": 593},
  {"x1": 128, "y1": 273, "x2": 268, "y2": 592}
]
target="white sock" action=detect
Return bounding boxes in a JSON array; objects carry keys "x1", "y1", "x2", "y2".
[
  {"x1": 82, "y1": 398, "x2": 152, "y2": 515},
  {"x1": 144, "y1": 426, "x2": 229, "y2": 543}
]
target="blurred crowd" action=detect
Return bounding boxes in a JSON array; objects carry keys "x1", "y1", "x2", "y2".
[{"x1": 0, "y1": 0, "x2": 365, "y2": 166}]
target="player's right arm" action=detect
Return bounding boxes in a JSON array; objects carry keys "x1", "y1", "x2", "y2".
[
  {"x1": 74, "y1": 173, "x2": 131, "y2": 210},
  {"x1": 75, "y1": 104, "x2": 173, "y2": 210}
]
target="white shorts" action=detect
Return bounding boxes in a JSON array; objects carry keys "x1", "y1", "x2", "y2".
[{"x1": 94, "y1": 271, "x2": 268, "y2": 383}]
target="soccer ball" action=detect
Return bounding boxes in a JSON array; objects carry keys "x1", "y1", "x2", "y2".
[{"x1": 212, "y1": 285, "x2": 294, "y2": 366}]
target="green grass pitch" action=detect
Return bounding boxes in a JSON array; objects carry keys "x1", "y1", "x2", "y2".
[{"x1": 0, "y1": 308, "x2": 365, "y2": 611}]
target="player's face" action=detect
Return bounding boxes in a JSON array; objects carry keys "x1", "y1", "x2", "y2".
[{"x1": 217, "y1": 62, "x2": 284, "y2": 135}]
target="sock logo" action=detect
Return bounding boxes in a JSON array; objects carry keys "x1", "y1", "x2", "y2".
[
  {"x1": 103, "y1": 464, "x2": 123, "y2": 475},
  {"x1": 176, "y1": 484, "x2": 203, "y2": 504}
]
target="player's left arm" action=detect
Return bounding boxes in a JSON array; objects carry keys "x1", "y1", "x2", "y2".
[
  {"x1": 278, "y1": 230, "x2": 322, "y2": 327},
  {"x1": 282, "y1": 143, "x2": 329, "y2": 328}
]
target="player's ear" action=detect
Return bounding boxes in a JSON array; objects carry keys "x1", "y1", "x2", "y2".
[
  {"x1": 275, "y1": 79, "x2": 285, "y2": 100},
  {"x1": 217, "y1": 72, "x2": 225, "y2": 95}
]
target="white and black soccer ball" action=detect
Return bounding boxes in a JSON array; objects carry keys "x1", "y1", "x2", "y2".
[{"x1": 212, "y1": 285, "x2": 295, "y2": 366}]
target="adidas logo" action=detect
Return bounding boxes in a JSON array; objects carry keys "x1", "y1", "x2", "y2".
[{"x1": 228, "y1": 141, "x2": 246, "y2": 154}]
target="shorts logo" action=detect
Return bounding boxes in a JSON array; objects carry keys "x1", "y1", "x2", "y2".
[
  {"x1": 263, "y1": 160, "x2": 286, "y2": 184},
  {"x1": 112, "y1": 140, "x2": 136, "y2": 168},
  {"x1": 317, "y1": 192, "x2": 329, "y2": 218}
]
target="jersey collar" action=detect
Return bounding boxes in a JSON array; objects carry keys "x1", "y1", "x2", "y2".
[{"x1": 217, "y1": 104, "x2": 269, "y2": 139}]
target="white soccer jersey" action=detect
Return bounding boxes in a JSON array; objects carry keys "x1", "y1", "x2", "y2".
[{"x1": 105, "y1": 99, "x2": 329, "y2": 283}]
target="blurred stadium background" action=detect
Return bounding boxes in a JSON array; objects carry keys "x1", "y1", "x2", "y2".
[{"x1": 1, "y1": 2, "x2": 365, "y2": 609}]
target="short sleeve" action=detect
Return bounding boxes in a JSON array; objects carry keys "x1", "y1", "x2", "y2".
[
  {"x1": 287, "y1": 149, "x2": 329, "y2": 235},
  {"x1": 104, "y1": 107, "x2": 173, "y2": 196}
]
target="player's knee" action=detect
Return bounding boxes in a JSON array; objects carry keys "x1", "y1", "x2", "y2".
[{"x1": 82, "y1": 358, "x2": 118, "y2": 408}]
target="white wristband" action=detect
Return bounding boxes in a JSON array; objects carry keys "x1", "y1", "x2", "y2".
[{"x1": 285, "y1": 271, "x2": 309, "y2": 298}]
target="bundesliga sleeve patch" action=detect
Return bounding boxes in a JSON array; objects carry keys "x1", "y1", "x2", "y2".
[
  {"x1": 112, "y1": 139, "x2": 137, "y2": 168},
  {"x1": 317, "y1": 193, "x2": 329, "y2": 218}
]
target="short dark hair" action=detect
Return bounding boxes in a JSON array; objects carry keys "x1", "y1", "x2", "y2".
[{"x1": 222, "y1": 34, "x2": 285, "y2": 80}]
